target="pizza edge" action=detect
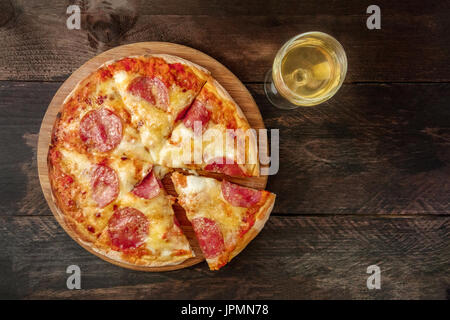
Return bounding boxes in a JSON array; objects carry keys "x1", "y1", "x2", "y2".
[
  {"x1": 229, "y1": 192, "x2": 276, "y2": 261},
  {"x1": 199, "y1": 77, "x2": 260, "y2": 177},
  {"x1": 207, "y1": 192, "x2": 275, "y2": 271},
  {"x1": 92, "y1": 237, "x2": 195, "y2": 268}
]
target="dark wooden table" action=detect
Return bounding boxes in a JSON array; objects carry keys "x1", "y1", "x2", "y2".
[{"x1": 0, "y1": 0, "x2": 449, "y2": 299}]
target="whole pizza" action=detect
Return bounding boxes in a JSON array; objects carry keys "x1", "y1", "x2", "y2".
[{"x1": 48, "y1": 54, "x2": 276, "y2": 270}]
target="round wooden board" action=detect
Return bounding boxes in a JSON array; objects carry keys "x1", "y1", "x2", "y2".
[{"x1": 37, "y1": 42, "x2": 268, "y2": 271}]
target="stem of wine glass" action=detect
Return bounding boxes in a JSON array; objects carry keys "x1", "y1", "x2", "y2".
[{"x1": 264, "y1": 69, "x2": 299, "y2": 110}]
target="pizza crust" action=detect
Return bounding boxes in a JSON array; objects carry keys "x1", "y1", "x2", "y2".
[
  {"x1": 206, "y1": 79, "x2": 260, "y2": 176},
  {"x1": 148, "y1": 54, "x2": 211, "y2": 79},
  {"x1": 229, "y1": 193, "x2": 276, "y2": 261},
  {"x1": 92, "y1": 244, "x2": 194, "y2": 268}
]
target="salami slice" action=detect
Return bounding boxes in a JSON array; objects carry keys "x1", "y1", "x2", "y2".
[
  {"x1": 221, "y1": 180, "x2": 261, "y2": 208},
  {"x1": 127, "y1": 76, "x2": 169, "y2": 110},
  {"x1": 91, "y1": 164, "x2": 119, "y2": 208},
  {"x1": 182, "y1": 100, "x2": 211, "y2": 132},
  {"x1": 191, "y1": 217, "x2": 224, "y2": 259},
  {"x1": 108, "y1": 207, "x2": 149, "y2": 251},
  {"x1": 79, "y1": 108, "x2": 123, "y2": 152},
  {"x1": 204, "y1": 157, "x2": 246, "y2": 177},
  {"x1": 131, "y1": 170, "x2": 163, "y2": 200}
]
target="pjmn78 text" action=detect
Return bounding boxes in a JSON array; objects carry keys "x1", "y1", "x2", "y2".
[{"x1": 224, "y1": 304, "x2": 269, "y2": 316}]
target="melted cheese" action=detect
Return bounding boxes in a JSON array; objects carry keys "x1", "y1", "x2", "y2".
[
  {"x1": 167, "y1": 85, "x2": 195, "y2": 116},
  {"x1": 158, "y1": 123, "x2": 195, "y2": 168},
  {"x1": 175, "y1": 174, "x2": 246, "y2": 241},
  {"x1": 57, "y1": 148, "x2": 112, "y2": 236},
  {"x1": 59, "y1": 145, "x2": 190, "y2": 257},
  {"x1": 59, "y1": 149, "x2": 94, "y2": 188},
  {"x1": 130, "y1": 102, "x2": 173, "y2": 161},
  {"x1": 113, "y1": 191, "x2": 189, "y2": 254},
  {"x1": 158, "y1": 122, "x2": 248, "y2": 168},
  {"x1": 202, "y1": 124, "x2": 236, "y2": 163},
  {"x1": 113, "y1": 70, "x2": 128, "y2": 87},
  {"x1": 111, "y1": 125, "x2": 152, "y2": 162},
  {"x1": 152, "y1": 165, "x2": 171, "y2": 179},
  {"x1": 183, "y1": 175, "x2": 218, "y2": 195}
]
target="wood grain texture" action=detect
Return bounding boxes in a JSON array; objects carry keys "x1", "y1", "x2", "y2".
[
  {"x1": 0, "y1": 1, "x2": 449, "y2": 82},
  {"x1": 2, "y1": 81, "x2": 448, "y2": 217},
  {"x1": 1, "y1": 0, "x2": 449, "y2": 299},
  {"x1": 0, "y1": 0, "x2": 14, "y2": 27},
  {"x1": 36, "y1": 42, "x2": 268, "y2": 271},
  {"x1": 257, "y1": 83, "x2": 450, "y2": 215},
  {"x1": 0, "y1": 215, "x2": 448, "y2": 299}
]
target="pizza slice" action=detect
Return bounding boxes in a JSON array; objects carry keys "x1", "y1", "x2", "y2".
[
  {"x1": 94, "y1": 171, "x2": 194, "y2": 266},
  {"x1": 48, "y1": 146, "x2": 146, "y2": 243},
  {"x1": 171, "y1": 172, "x2": 275, "y2": 270},
  {"x1": 105, "y1": 55, "x2": 210, "y2": 161},
  {"x1": 52, "y1": 67, "x2": 152, "y2": 163},
  {"x1": 159, "y1": 79, "x2": 259, "y2": 177},
  {"x1": 48, "y1": 145, "x2": 193, "y2": 266}
]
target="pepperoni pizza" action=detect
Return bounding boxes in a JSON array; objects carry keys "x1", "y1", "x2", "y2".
[
  {"x1": 172, "y1": 173, "x2": 275, "y2": 270},
  {"x1": 48, "y1": 54, "x2": 275, "y2": 269}
]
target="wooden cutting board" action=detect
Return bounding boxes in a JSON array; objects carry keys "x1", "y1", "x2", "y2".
[{"x1": 37, "y1": 42, "x2": 268, "y2": 271}]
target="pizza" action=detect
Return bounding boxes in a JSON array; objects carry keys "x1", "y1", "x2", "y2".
[
  {"x1": 172, "y1": 172, "x2": 276, "y2": 270},
  {"x1": 48, "y1": 54, "x2": 275, "y2": 269},
  {"x1": 158, "y1": 79, "x2": 259, "y2": 176}
]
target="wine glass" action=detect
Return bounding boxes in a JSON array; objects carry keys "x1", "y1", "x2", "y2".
[{"x1": 264, "y1": 31, "x2": 347, "y2": 109}]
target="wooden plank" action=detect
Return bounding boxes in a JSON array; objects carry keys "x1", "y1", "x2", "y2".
[
  {"x1": 0, "y1": 1, "x2": 449, "y2": 82},
  {"x1": 1, "y1": 81, "x2": 449, "y2": 216},
  {"x1": 0, "y1": 215, "x2": 448, "y2": 299},
  {"x1": 9, "y1": 0, "x2": 445, "y2": 16},
  {"x1": 0, "y1": 81, "x2": 59, "y2": 216},
  {"x1": 257, "y1": 83, "x2": 450, "y2": 214}
]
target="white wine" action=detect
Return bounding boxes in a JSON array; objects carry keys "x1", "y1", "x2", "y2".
[
  {"x1": 266, "y1": 32, "x2": 347, "y2": 108},
  {"x1": 280, "y1": 43, "x2": 338, "y2": 98}
]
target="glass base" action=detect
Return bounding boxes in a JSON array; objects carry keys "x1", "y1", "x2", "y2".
[{"x1": 264, "y1": 70, "x2": 300, "y2": 110}]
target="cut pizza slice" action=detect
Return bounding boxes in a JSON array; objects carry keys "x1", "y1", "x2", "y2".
[
  {"x1": 48, "y1": 145, "x2": 193, "y2": 266},
  {"x1": 53, "y1": 67, "x2": 152, "y2": 163},
  {"x1": 159, "y1": 79, "x2": 259, "y2": 177},
  {"x1": 104, "y1": 55, "x2": 210, "y2": 161},
  {"x1": 48, "y1": 146, "x2": 150, "y2": 243},
  {"x1": 171, "y1": 172, "x2": 275, "y2": 270},
  {"x1": 95, "y1": 177, "x2": 194, "y2": 267}
]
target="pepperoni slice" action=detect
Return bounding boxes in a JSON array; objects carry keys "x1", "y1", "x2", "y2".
[
  {"x1": 79, "y1": 108, "x2": 123, "y2": 152},
  {"x1": 183, "y1": 100, "x2": 211, "y2": 132},
  {"x1": 108, "y1": 207, "x2": 149, "y2": 251},
  {"x1": 131, "y1": 170, "x2": 163, "y2": 200},
  {"x1": 204, "y1": 157, "x2": 247, "y2": 177},
  {"x1": 127, "y1": 76, "x2": 169, "y2": 110},
  {"x1": 191, "y1": 217, "x2": 224, "y2": 259},
  {"x1": 91, "y1": 164, "x2": 119, "y2": 208},
  {"x1": 221, "y1": 180, "x2": 262, "y2": 208}
]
